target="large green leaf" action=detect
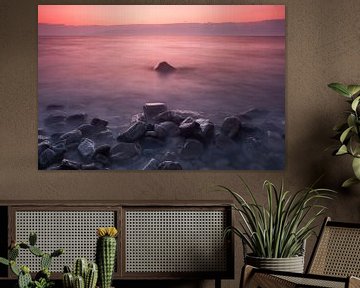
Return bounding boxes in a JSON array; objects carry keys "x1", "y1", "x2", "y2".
[
  {"x1": 347, "y1": 85, "x2": 360, "y2": 97},
  {"x1": 336, "y1": 145, "x2": 348, "y2": 155},
  {"x1": 352, "y1": 157, "x2": 360, "y2": 179},
  {"x1": 347, "y1": 114, "x2": 356, "y2": 128},
  {"x1": 328, "y1": 83, "x2": 350, "y2": 97},
  {"x1": 0, "y1": 257, "x2": 9, "y2": 266},
  {"x1": 340, "y1": 126, "x2": 353, "y2": 143},
  {"x1": 342, "y1": 177, "x2": 360, "y2": 188},
  {"x1": 351, "y1": 96, "x2": 360, "y2": 111}
]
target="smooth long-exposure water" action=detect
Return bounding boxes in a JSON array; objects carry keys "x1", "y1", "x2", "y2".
[{"x1": 38, "y1": 35, "x2": 285, "y2": 170}]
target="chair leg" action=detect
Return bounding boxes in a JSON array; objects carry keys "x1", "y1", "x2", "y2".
[
  {"x1": 215, "y1": 278, "x2": 221, "y2": 288},
  {"x1": 240, "y1": 265, "x2": 255, "y2": 288}
]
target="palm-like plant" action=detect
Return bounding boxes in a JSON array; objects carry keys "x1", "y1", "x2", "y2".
[{"x1": 221, "y1": 179, "x2": 334, "y2": 258}]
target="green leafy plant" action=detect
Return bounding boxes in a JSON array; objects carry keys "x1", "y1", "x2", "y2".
[
  {"x1": 328, "y1": 82, "x2": 360, "y2": 187},
  {"x1": 221, "y1": 179, "x2": 335, "y2": 258},
  {"x1": 0, "y1": 232, "x2": 63, "y2": 288}
]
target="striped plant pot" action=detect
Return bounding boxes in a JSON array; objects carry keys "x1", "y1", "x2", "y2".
[{"x1": 245, "y1": 254, "x2": 305, "y2": 273}]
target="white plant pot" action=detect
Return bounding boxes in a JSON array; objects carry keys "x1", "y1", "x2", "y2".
[{"x1": 245, "y1": 254, "x2": 305, "y2": 273}]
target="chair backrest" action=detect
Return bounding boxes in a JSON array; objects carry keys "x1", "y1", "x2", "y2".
[{"x1": 307, "y1": 217, "x2": 360, "y2": 277}]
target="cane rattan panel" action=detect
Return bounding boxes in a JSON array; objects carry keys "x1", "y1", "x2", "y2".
[
  {"x1": 125, "y1": 210, "x2": 227, "y2": 273},
  {"x1": 309, "y1": 226, "x2": 360, "y2": 277},
  {"x1": 15, "y1": 211, "x2": 115, "y2": 272},
  {"x1": 277, "y1": 275, "x2": 345, "y2": 288}
]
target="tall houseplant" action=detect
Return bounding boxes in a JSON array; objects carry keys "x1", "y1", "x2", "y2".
[
  {"x1": 221, "y1": 179, "x2": 334, "y2": 272},
  {"x1": 328, "y1": 83, "x2": 360, "y2": 187}
]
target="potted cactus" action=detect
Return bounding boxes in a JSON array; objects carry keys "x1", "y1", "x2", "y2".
[
  {"x1": 0, "y1": 232, "x2": 63, "y2": 288},
  {"x1": 62, "y1": 258, "x2": 98, "y2": 288},
  {"x1": 96, "y1": 227, "x2": 118, "y2": 288}
]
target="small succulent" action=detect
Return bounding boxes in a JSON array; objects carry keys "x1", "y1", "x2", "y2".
[{"x1": 32, "y1": 278, "x2": 54, "y2": 288}]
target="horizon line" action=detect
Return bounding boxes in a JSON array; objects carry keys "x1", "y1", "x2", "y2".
[{"x1": 38, "y1": 19, "x2": 285, "y2": 27}]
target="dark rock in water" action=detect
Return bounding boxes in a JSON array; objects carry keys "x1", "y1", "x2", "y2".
[
  {"x1": 141, "y1": 137, "x2": 164, "y2": 149},
  {"x1": 46, "y1": 121, "x2": 66, "y2": 133},
  {"x1": 38, "y1": 141, "x2": 51, "y2": 156},
  {"x1": 93, "y1": 153, "x2": 111, "y2": 166},
  {"x1": 81, "y1": 163, "x2": 101, "y2": 170},
  {"x1": 94, "y1": 144, "x2": 111, "y2": 156},
  {"x1": 154, "y1": 110, "x2": 201, "y2": 124},
  {"x1": 145, "y1": 131, "x2": 158, "y2": 138},
  {"x1": 60, "y1": 129, "x2": 82, "y2": 145},
  {"x1": 146, "y1": 123, "x2": 155, "y2": 131},
  {"x1": 66, "y1": 113, "x2": 87, "y2": 126},
  {"x1": 39, "y1": 148, "x2": 57, "y2": 169},
  {"x1": 158, "y1": 161, "x2": 182, "y2": 170},
  {"x1": 44, "y1": 111, "x2": 67, "y2": 126},
  {"x1": 163, "y1": 151, "x2": 177, "y2": 162},
  {"x1": 156, "y1": 121, "x2": 180, "y2": 137},
  {"x1": 51, "y1": 141, "x2": 67, "y2": 162},
  {"x1": 50, "y1": 132, "x2": 64, "y2": 142},
  {"x1": 196, "y1": 118, "x2": 215, "y2": 142},
  {"x1": 155, "y1": 111, "x2": 184, "y2": 124},
  {"x1": 111, "y1": 142, "x2": 140, "y2": 155},
  {"x1": 131, "y1": 113, "x2": 146, "y2": 123},
  {"x1": 117, "y1": 121, "x2": 146, "y2": 142},
  {"x1": 221, "y1": 116, "x2": 241, "y2": 139},
  {"x1": 180, "y1": 139, "x2": 204, "y2": 160},
  {"x1": 143, "y1": 158, "x2": 159, "y2": 170},
  {"x1": 91, "y1": 118, "x2": 108, "y2": 129},
  {"x1": 153, "y1": 124, "x2": 167, "y2": 138},
  {"x1": 96, "y1": 129, "x2": 114, "y2": 142},
  {"x1": 78, "y1": 124, "x2": 97, "y2": 137},
  {"x1": 143, "y1": 103, "x2": 168, "y2": 123},
  {"x1": 153, "y1": 61, "x2": 176, "y2": 73},
  {"x1": 59, "y1": 159, "x2": 81, "y2": 170},
  {"x1": 38, "y1": 135, "x2": 50, "y2": 143},
  {"x1": 110, "y1": 142, "x2": 141, "y2": 164},
  {"x1": 46, "y1": 104, "x2": 65, "y2": 111},
  {"x1": 78, "y1": 138, "x2": 95, "y2": 158},
  {"x1": 179, "y1": 117, "x2": 201, "y2": 137},
  {"x1": 215, "y1": 133, "x2": 237, "y2": 152}
]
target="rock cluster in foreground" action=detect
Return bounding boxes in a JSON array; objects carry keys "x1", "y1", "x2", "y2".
[{"x1": 38, "y1": 103, "x2": 284, "y2": 170}]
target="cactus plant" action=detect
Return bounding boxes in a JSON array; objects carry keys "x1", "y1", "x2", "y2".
[
  {"x1": 0, "y1": 232, "x2": 63, "y2": 288},
  {"x1": 74, "y1": 258, "x2": 88, "y2": 279},
  {"x1": 63, "y1": 259, "x2": 98, "y2": 288},
  {"x1": 19, "y1": 267, "x2": 32, "y2": 288},
  {"x1": 74, "y1": 275, "x2": 85, "y2": 288},
  {"x1": 96, "y1": 227, "x2": 118, "y2": 288},
  {"x1": 85, "y1": 262, "x2": 98, "y2": 288}
]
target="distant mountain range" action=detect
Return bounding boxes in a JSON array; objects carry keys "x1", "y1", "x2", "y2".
[{"x1": 38, "y1": 20, "x2": 285, "y2": 37}]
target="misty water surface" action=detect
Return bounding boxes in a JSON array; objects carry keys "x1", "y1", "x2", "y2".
[{"x1": 38, "y1": 35, "x2": 284, "y2": 127}]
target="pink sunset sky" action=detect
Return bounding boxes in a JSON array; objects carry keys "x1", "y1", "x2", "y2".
[{"x1": 38, "y1": 5, "x2": 285, "y2": 26}]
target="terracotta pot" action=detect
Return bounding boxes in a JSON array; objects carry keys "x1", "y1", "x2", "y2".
[{"x1": 245, "y1": 254, "x2": 305, "y2": 273}]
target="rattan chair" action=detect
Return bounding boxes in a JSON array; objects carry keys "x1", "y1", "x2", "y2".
[{"x1": 241, "y1": 217, "x2": 360, "y2": 288}]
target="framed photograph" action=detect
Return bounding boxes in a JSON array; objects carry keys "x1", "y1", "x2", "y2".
[{"x1": 38, "y1": 5, "x2": 285, "y2": 170}]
